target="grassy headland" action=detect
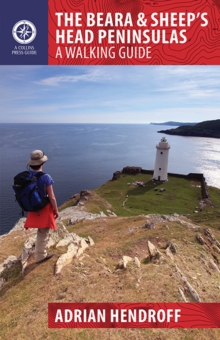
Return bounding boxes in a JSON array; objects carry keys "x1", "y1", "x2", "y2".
[{"x1": 94, "y1": 173, "x2": 220, "y2": 229}]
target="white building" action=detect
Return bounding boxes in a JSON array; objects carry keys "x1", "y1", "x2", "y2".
[{"x1": 153, "y1": 137, "x2": 170, "y2": 181}]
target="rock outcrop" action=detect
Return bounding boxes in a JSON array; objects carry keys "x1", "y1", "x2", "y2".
[
  {"x1": 0, "y1": 214, "x2": 96, "y2": 283},
  {"x1": 117, "y1": 255, "x2": 141, "y2": 269},
  {"x1": 0, "y1": 255, "x2": 19, "y2": 275},
  {"x1": 147, "y1": 240, "x2": 164, "y2": 262},
  {"x1": 175, "y1": 265, "x2": 201, "y2": 302},
  {"x1": 19, "y1": 237, "x2": 36, "y2": 273},
  {"x1": 54, "y1": 227, "x2": 94, "y2": 275}
]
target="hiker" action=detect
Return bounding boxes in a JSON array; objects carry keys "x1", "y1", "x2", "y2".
[{"x1": 24, "y1": 150, "x2": 59, "y2": 263}]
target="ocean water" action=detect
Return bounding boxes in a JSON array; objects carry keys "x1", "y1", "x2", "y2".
[{"x1": 0, "y1": 123, "x2": 219, "y2": 235}]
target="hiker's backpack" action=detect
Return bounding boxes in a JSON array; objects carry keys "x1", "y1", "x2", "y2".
[{"x1": 12, "y1": 171, "x2": 50, "y2": 215}]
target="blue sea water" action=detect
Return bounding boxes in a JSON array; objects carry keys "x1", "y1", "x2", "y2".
[{"x1": 0, "y1": 123, "x2": 220, "y2": 235}]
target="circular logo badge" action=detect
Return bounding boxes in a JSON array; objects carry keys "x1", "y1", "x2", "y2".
[{"x1": 12, "y1": 20, "x2": 37, "y2": 44}]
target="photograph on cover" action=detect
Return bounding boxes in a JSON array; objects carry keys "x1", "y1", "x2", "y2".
[{"x1": 0, "y1": 65, "x2": 220, "y2": 337}]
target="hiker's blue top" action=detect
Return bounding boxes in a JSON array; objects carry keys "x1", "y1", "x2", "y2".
[{"x1": 30, "y1": 171, "x2": 54, "y2": 197}]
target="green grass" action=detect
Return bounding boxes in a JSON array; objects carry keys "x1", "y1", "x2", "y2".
[
  {"x1": 58, "y1": 198, "x2": 77, "y2": 211},
  {"x1": 191, "y1": 185, "x2": 220, "y2": 228},
  {"x1": 94, "y1": 173, "x2": 207, "y2": 217}
]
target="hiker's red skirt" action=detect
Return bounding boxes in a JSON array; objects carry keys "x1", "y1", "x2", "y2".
[{"x1": 24, "y1": 204, "x2": 56, "y2": 231}]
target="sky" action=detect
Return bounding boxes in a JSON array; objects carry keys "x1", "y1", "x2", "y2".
[{"x1": 0, "y1": 65, "x2": 219, "y2": 124}]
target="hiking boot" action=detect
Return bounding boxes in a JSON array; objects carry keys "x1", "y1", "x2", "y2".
[{"x1": 36, "y1": 253, "x2": 54, "y2": 264}]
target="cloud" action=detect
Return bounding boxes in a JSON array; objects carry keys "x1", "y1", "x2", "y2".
[
  {"x1": 34, "y1": 68, "x2": 120, "y2": 86},
  {"x1": 153, "y1": 66, "x2": 220, "y2": 98},
  {"x1": 0, "y1": 65, "x2": 220, "y2": 124}
]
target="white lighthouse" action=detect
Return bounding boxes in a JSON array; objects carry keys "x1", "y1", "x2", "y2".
[{"x1": 153, "y1": 137, "x2": 170, "y2": 181}]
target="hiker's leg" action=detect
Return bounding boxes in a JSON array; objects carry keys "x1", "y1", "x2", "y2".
[{"x1": 35, "y1": 228, "x2": 50, "y2": 262}]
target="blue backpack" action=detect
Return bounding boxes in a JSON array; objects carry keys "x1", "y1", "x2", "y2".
[{"x1": 12, "y1": 171, "x2": 50, "y2": 215}]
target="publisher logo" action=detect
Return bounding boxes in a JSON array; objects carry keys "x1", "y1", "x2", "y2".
[{"x1": 12, "y1": 20, "x2": 37, "y2": 44}]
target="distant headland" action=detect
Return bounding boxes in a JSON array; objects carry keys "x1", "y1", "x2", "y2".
[
  {"x1": 150, "y1": 121, "x2": 198, "y2": 126},
  {"x1": 157, "y1": 119, "x2": 220, "y2": 139}
]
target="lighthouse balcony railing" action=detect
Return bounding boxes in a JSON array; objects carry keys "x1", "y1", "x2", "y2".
[{"x1": 156, "y1": 144, "x2": 170, "y2": 150}]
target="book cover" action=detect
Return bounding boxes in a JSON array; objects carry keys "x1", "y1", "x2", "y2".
[{"x1": 0, "y1": 0, "x2": 220, "y2": 338}]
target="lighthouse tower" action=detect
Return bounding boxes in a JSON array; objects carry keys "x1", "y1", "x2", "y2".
[{"x1": 153, "y1": 137, "x2": 170, "y2": 181}]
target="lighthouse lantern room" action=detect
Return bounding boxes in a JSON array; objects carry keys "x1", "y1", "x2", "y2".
[{"x1": 153, "y1": 137, "x2": 170, "y2": 181}]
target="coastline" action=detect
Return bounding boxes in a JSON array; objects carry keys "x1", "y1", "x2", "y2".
[{"x1": 1, "y1": 123, "x2": 220, "y2": 235}]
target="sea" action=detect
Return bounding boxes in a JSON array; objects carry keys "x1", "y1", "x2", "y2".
[{"x1": 0, "y1": 123, "x2": 219, "y2": 235}]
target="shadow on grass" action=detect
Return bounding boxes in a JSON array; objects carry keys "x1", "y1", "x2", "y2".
[
  {"x1": 0, "y1": 262, "x2": 23, "y2": 298},
  {"x1": 0, "y1": 255, "x2": 57, "y2": 298},
  {"x1": 142, "y1": 257, "x2": 151, "y2": 265},
  {"x1": 126, "y1": 180, "x2": 164, "y2": 197},
  {"x1": 23, "y1": 262, "x2": 39, "y2": 276}
]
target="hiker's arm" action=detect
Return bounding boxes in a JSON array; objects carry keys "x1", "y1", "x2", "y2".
[{"x1": 46, "y1": 185, "x2": 59, "y2": 219}]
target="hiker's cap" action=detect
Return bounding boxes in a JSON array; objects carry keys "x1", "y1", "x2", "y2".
[{"x1": 27, "y1": 150, "x2": 48, "y2": 166}]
